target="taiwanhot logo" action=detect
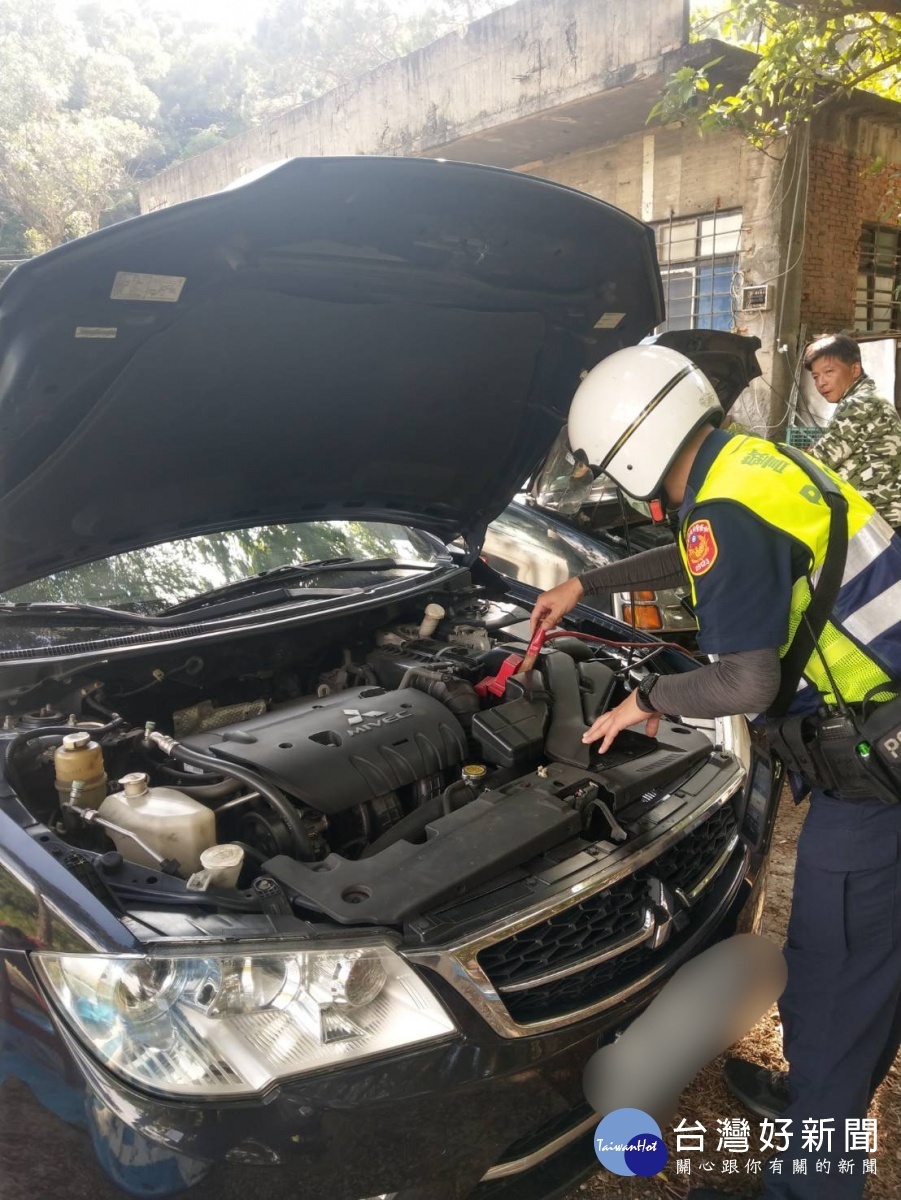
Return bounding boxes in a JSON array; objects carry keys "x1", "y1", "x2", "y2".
[{"x1": 593, "y1": 1108, "x2": 668, "y2": 1177}]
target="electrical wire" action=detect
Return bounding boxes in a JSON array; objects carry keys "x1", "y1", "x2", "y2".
[
  {"x1": 542, "y1": 628, "x2": 700, "y2": 662},
  {"x1": 616, "y1": 486, "x2": 639, "y2": 670}
]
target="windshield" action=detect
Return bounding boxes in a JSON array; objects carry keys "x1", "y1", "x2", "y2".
[{"x1": 0, "y1": 521, "x2": 440, "y2": 613}]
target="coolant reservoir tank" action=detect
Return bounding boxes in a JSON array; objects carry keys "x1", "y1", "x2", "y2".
[
  {"x1": 55, "y1": 731, "x2": 107, "y2": 810},
  {"x1": 99, "y1": 772, "x2": 216, "y2": 876}
]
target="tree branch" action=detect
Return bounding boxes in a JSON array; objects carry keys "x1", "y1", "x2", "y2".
[
  {"x1": 775, "y1": 0, "x2": 901, "y2": 15},
  {"x1": 809, "y1": 45, "x2": 901, "y2": 109}
]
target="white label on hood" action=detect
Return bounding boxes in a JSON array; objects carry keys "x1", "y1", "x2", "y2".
[
  {"x1": 593, "y1": 312, "x2": 626, "y2": 329},
  {"x1": 110, "y1": 271, "x2": 186, "y2": 302},
  {"x1": 75, "y1": 326, "x2": 117, "y2": 338}
]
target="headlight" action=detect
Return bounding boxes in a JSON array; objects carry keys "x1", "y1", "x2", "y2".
[
  {"x1": 33, "y1": 943, "x2": 456, "y2": 1098},
  {"x1": 716, "y1": 713, "x2": 752, "y2": 781}
]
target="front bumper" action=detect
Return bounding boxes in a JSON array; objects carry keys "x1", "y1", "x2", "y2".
[{"x1": 2, "y1": 843, "x2": 764, "y2": 1200}]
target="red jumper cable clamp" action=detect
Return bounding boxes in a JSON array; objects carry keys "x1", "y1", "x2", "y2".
[{"x1": 475, "y1": 628, "x2": 547, "y2": 700}]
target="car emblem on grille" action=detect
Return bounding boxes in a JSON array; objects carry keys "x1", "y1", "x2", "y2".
[{"x1": 647, "y1": 878, "x2": 678, "y2": 950}]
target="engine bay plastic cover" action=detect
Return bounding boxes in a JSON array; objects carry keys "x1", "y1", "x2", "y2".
[
  {"x1": 181, "y1": 686, "x2": 467, "y2": 813},
  {"x1": 264, "y1": 782, "x2": 583, "y2": 924}
]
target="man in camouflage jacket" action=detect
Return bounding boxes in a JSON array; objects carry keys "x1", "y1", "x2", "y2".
[{"x1": 804, "y1": 333, "x2": 901, "y2": 531}]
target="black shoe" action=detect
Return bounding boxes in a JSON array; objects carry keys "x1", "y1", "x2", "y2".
[{"x1": 723, "y1": 1056, "x2": 790, "y2": 1119}]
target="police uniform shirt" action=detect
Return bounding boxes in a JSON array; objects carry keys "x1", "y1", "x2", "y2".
[{"x1": 678, "y1": 429, "x2": 809, "y2": 657}]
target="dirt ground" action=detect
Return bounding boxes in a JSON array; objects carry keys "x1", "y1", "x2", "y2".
[{"x1": 563, "y1": 788, "x2": 901, "y2": 1199}]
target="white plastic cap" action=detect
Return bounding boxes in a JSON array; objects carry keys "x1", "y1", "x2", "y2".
[
  {"x1": 418, "y1": 602, "x2": 446, "y2": 638},
  {"x1": 62, "y1": 731, "x2": 91, "y2": 751},
  {"x1": 200, "y1": 844, "x2": 245, "y2": 870},
  {"x1": 119, "y1": 772, "x2": 150, "y2": 798},
  {"x1": 199, "y1": 843, "x2": 245, "y2": 888}
]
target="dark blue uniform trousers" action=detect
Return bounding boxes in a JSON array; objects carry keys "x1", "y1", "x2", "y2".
[{"x1": 764, "y1": 790, "x2": 901, "y2": 1199}]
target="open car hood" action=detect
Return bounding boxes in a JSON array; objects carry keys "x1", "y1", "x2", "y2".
[{"x1": 0, "y1": 156, "x2": 663, "y2": 592}]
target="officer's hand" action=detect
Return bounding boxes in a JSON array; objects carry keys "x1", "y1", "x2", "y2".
[
  {"x1": 582, "y1": 690, "x2": 661, "y2": 755},
  {"x1": 530, "y1": 577, "x2": 584, "y2": 634}
]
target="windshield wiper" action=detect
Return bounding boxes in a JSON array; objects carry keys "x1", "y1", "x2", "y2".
[
  {"x1": 0, "y1": 588, "x2": 363, "y2": 628},
  {"x1": 0, "y1": 602, "x2": 166, "y2": 626},
  {"x1": 159, "y1": 556, "x2": 434, "y2": 617},
  {"x1": 0, "y1": 558, "x2": 438, "y2": 629}
]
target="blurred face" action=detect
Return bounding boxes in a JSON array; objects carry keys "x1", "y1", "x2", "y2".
[{"x1": 809, "y1": 354, "x2": 862, "y2": 404}]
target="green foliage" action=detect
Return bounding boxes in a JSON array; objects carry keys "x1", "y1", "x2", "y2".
[
  {"x1": 654, "y1": 0, "x2": 901, "y2": 147},
  {"x1": 0, "y1": 0, "x2": 155, "y2": 250},
  {"x1": 0, "y1": 0, "x2": 505, "y2": 250}
]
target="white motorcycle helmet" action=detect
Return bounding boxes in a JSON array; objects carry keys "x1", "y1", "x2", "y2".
[{"x1": 568, "y1": 344, "x2": 723, "y2": 502}]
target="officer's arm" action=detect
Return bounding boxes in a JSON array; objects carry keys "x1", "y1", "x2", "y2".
[
  {"x1": 530, "y1": 544, "x2": 686, "y2": 634},
  {"x1": 578, "y1": 543, "x2": 684, "y2": 595},
  {"x1": 646, "y1": 647, "x2": 781, "y2": 717},
  {"x1": 582, "y1": 646, "x2": 781, "y2": 747}
]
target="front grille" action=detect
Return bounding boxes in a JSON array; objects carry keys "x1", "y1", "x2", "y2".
[
  {"x1": 650, "y1": 803, "x2": 738, "y2": 895},
  {"x1": 502, "y1": 942, "x2": 652, "y2": 1023},
  {"x1": 477, "y1": 802, "x2": 739, "y2": 1025},
  {"x1": 477, "y1": 874, "x2": 647, "y2": 990}
]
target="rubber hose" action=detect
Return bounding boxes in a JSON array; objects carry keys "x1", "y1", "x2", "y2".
[
  {"x1": 173, "y1": 778, "x2": 243, "y2": 802},
  {"x1": 2, "y1": 717, "x2": 127, "y2": 803},
  {"x1": 162, "y1": 740, "x2": 316, "y2": 861},
  {"x1": 441, "y1": 777, "x2": 469, "y2": 816},
  {"x1": 396, "y1": 668, "x2": 480, "y2": 726},
  {"x1": 157, "y1": 762, "x2": 228, "y2": 787},
  {"x1": 4, "y1": 718, "x2": 126, "y2": 773}
]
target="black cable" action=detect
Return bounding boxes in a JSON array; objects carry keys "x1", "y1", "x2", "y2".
[
  {"x1": 4, "y1": 718, "x2": 126, "y2": 771},
  {"x1": 156, "y1": 761, "x2": 225, "y2": 786},
  {"x1": 3, "y1": 717, "x2": 127, "y2": 801},
  {"x1": 616, "y1": 486, "x2": 639, "y2": 670},
  {"x1": 157, "y1": 738, "x2": 316, "y2": 861}
]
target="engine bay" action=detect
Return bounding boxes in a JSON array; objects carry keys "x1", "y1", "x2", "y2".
[{"x1": 3, "y1": 577, "x2": 720, "y2": 927}]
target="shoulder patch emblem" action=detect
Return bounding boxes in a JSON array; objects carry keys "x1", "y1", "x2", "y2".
[{"x1": 685, "y1": 518, "x2": 718, "y2": 576}]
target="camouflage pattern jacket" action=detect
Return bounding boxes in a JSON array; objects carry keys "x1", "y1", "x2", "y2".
[{"x1": 809, "y1": 374, "x2": 901, "y2": 528}]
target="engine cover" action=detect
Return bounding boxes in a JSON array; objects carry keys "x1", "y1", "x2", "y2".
[{"x1": 180, "y1": 686, "x2": 467, "y2": 813}]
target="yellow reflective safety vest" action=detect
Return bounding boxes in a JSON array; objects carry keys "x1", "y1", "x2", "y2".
[{"x1": 678, "y1": 434, "x2": 901, "y2": 711}]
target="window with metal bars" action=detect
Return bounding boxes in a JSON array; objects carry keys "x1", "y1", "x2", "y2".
[
  {"x1": 855, "y1": 225, "x2": 901, "y2": 332},
  {"x1": 653, "y1": 210, "x2": 742, "y2": 332}
]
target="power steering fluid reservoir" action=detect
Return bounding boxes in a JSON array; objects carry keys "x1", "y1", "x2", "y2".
[
  {"x1": 99, "y1": 772, "x2": 216, "y2": 875},
  {"x1": 54, "y1": 731, "x2": 107, "y2": 810}
]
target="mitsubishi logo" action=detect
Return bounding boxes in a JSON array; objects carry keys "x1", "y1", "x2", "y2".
[
  {"x1": 342, "y1": 706, "x2": 413, "y2": 737},
  {"x1": 343, "y1": 708, "x2": 387, "y2": 726},
  {"x1": 647, "y1": 878, "x2": 679, "y2": 950}
]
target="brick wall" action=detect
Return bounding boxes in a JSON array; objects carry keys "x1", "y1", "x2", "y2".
[{"x1": 800, "y1": 138, "x2": 900, "y2": 335}]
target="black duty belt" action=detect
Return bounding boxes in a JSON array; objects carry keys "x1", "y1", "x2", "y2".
[{"x1": 765, "y1": 694, "x2": 901, "y2": 805}]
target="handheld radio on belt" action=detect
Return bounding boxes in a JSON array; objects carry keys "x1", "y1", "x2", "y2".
[{"x1": 764, "y1": 446, "x2": 901, "y2": 804}]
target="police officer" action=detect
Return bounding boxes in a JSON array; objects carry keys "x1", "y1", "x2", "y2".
[{"x1": 530, "y1": 344, "x2": 901, "y2": 1200}]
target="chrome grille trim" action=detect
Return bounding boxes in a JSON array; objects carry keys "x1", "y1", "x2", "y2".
[
  {"x1": 480, "y1": 1112, "x2": 598, "y2": 1181},
  {"x1": 675, "y1": 833, "x2": 740, "y2": 907},
  {"x1": 404, "y1": 762, "x2": 746, "y2": 1038},
  {"x1": 498, "y1": 908, "x2": 655, "y2": 994}
]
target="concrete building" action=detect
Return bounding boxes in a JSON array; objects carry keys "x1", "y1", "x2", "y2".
[{"x1": 137, "y1": 0, "x2": 901, "y2": 428}]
